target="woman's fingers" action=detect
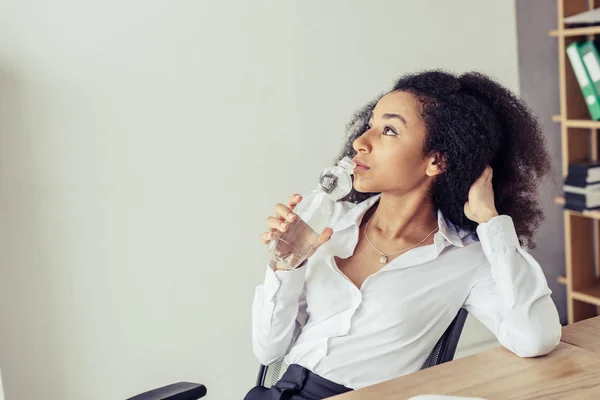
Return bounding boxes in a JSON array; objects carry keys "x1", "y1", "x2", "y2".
[
  {"x1": 266, "y1": 216, "x2": 291, "y2": 232},
  {"x1": 315, "y1": 227, "x2": 334, "y2": 248},
  {"x1": 275, "y1": 203, "x2": 297, "y2": 223},
  {"x1": 483, "y1": 166, "x2": 493, "y2": 181},
  {"x1": 260, "y1": 194, "x2": 304, "y2": 247},
  {"x1": 487, "y1": 166, "x2": 493, "y2": 181},
  {"x1": 474, "y1": 166, "x2": 493, "y2": 186},
  {"x1": 287, "y1": 194, "x2": 302, "y2": 210},
  {"x1": 303, "y1": 227, "x2": 334, "y2": 259},
  {"x1": 260, "y1": 230, "x2": 275, "y2": 245},
  {"x1": 274, "y1": 194, "x2": 302, "y2": 221}
]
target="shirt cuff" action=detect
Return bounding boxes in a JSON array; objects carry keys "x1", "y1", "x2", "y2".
[
  {"x1": 262, "y1": 260, "x2": 307, "y2": 302},
  {"x1": 476, "y1": 215, "x2": 519, "y2": 309},
  {"x1": 476, "y1": 215, "x2": 520, "y2": 255}
]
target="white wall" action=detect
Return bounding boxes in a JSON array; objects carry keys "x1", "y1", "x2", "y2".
[{"x1": 0, "y1": 1, "x2": 518, "y2": 399}]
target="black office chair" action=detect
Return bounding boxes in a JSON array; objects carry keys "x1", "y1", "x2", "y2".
[
  {"x1": 126, "y1": 382, "x2": 208, "y2": 400},
  {"x1": 127, "y1": 308, "x2": 468, "y2": 399}
]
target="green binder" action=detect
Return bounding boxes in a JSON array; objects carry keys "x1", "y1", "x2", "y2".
[
  {"x1": 566, "y1": 41, "x2": 600, "y2": 120},
  {"x1": 580, "y1": 40, "x2": 600, "y2": 103}
]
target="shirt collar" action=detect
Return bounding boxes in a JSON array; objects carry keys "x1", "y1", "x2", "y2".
[
  {"x1": 436, "y1": 209, "x2": 464, "y2": 248},
  {"x1": 334, "y1": 193, "x2": 464, "y2": 248}
]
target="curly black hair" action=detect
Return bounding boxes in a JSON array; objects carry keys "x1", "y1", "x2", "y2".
[{"x1": 337, "y1": 70, "x2": 552, "y2": 248}]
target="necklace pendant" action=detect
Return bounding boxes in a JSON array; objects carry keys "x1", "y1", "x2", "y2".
[{"x1": 379, "y1": 255, "x2": 388, "y2": 264}]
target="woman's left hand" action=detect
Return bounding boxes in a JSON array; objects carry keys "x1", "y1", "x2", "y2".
[{"x1": 464, "y1": 166, "x2": 499, "y2": 224}]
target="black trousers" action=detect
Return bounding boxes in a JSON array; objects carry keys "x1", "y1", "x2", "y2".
[{"x1": 244, "y1": 364, "x2": 353, "y2": 400}]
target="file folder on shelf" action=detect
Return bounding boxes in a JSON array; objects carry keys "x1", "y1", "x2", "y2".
[{"x1": 566, "y1": 41, "x2": 600, "y2": 120}]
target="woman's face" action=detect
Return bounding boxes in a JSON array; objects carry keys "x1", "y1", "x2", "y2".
[{"x1": 352, "y1": 90, "x2": 441, "y2": 194}]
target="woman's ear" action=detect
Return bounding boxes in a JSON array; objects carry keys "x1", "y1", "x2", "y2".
[{"x1": 426, "y1": 153, "x2": 446, "y2": 177}]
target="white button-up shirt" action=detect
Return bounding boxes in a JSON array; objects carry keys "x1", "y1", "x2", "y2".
[{"x1": 252, "y1": 193, "x2": 562, "y2": 389}]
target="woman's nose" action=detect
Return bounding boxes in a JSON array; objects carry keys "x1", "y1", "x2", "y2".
[{"x1": 352, "y1": 129, "x2": 372, "y2": 154}]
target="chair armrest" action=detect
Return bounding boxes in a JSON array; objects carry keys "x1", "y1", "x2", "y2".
[{"x1": 126, "y1": 382, "x2": 207, "y2": 400}]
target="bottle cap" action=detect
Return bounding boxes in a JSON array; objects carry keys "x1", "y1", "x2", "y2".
[
  {"x1": 318, "y1": 156, "x2": 356, "y2": 194},
  {"x1": 337, "y1": 156, "x2": 356, "y2": 175}
]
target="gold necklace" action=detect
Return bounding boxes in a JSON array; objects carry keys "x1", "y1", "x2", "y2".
[{"x1": 364, "y1": 212, "x2": 439, "y2": 264}]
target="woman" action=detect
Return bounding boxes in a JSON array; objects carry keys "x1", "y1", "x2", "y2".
[{"x1": 246, "y1": 70, "x2": 562, "y2": 400}]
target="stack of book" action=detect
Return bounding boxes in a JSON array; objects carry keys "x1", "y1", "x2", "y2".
[{"x1": 564, "y1": 161, "x2": 600, "y2": 212}]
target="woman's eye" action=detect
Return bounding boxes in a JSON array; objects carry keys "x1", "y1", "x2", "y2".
[{"x1": 382, "y1": 126, "x2": 398, "y2": 136}]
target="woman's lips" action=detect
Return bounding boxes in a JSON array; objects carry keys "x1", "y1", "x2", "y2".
[{"x1": 353, "y1": 158, "x2": 370, "y2": 172}]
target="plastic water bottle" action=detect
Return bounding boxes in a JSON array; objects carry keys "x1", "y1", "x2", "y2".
[{"x1": 268, "y1": 157, "x2": 355, "y2": 269}]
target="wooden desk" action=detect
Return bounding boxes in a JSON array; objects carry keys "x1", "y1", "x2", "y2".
[
  {"x1": 330, "y1": 316, "x2": 600, "y2": 400},
  {"x1": 560, "y1": 316, "x2": 600, "y2": 357}
]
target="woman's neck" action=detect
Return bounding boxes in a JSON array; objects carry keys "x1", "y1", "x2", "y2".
[{"x1": 367, "y1": 190, "x2": 438, "y2": 241}]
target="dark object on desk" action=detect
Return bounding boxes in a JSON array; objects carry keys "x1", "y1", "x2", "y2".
[
  {"x1": 257, "y1": 308, "x2": 469, "y2": 388},
  {"x1": 126, "y1": 382, "x2": 207, "y2": 400}
]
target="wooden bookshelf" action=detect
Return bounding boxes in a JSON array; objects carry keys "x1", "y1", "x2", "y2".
[
  {"x1": 572, "y1": 281, "x2": 600, "y2": 306},
  {"x1": 552, "y1": 114, "x2": 600, "y2": 128},
  {"x1": 552, "y1": 0, "x2": 600, "y2": 324},
  {"x1": 550, "y1": 26, "x2": 600, "y2": 37}
]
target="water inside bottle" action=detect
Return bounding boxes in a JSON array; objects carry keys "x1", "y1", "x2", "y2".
[{"x1": 269, "y1": 216, "x2": 320, "y2": 269}]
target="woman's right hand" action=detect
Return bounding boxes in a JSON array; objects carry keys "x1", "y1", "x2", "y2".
[{"x1": 260, "y1": 194, "x2": 334, "y2": 270}]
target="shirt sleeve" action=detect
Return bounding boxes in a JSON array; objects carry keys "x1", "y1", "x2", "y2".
[
  {"x1": 463, "y1": 215, "x2": 562, "y2": 358},
  {"x1": 251, "y1": 260, "x2": 309, "y2": 365}
]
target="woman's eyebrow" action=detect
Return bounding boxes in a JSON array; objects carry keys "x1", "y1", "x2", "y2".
[{"x1": 381, "y1": 113, "x2": 408, "y2": 127}]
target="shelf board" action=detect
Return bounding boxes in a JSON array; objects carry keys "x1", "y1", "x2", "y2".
[
  {"x1": 572, "y1": 280, "x2": 600, "y2": 307},
  {"x1": 569, "y1": 208, "x2": 600, "y2": 219},
  {"x1": 552, "y1": 115, "x2": 600, "y2": 128},
  {"x1": 558, "y1": 275, "x2": 567, "y2": 285},
  {"x1": 550, "y1": 26, "x2": 600, "y2": 37}
]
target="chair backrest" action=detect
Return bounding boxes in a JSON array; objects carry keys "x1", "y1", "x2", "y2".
[
  {"x1": 256, "y1": 308, "x2": 468, "y2": 388},
  {"x1": 420, "y1": 308, "x2": 468, "y2": 368}
]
